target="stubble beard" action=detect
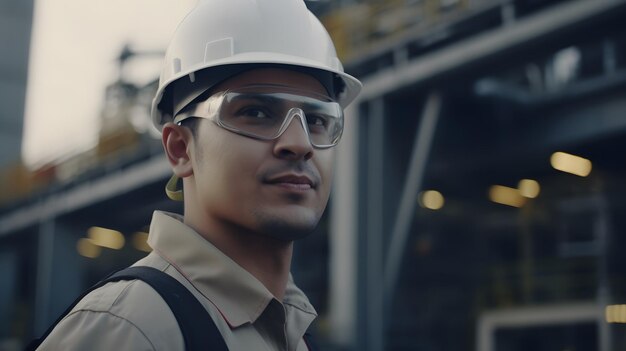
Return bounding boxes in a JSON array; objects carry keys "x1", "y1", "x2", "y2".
[{"x1": 253, "y1": 209, "x2": 322, "y2": 242}]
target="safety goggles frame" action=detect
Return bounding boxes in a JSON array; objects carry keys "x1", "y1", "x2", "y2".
[{"x1": 173, "y1": 85, "x2": 344, "y2": 149}]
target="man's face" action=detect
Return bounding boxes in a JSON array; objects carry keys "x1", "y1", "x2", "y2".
[{"x1": 187, "y1": 68, "x2": 336, "y2": 241}]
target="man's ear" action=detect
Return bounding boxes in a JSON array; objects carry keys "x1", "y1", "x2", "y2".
[{"x1": 162, "y1": 122, "x2": 194, "y2": 178}]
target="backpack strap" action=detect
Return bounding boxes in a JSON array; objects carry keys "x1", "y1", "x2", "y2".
[
  {"x1": 109, "y1": 268, "x2": 319, "y2": 351},
  {"x1": 27, "y1": 266, "x2": 318, "y2": 351},
  {"x1": 303, "y1": 331, "x2": 319, "y2": 351},
  {"x1": 106, "y1": 266, "x2": 228, "y2": 351},
  {"x1": 26, "y1": 266, "x2": 228, "y2": 351}
]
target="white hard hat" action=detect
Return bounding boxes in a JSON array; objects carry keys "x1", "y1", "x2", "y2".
[{"x1": 151, "y1": 0, "x2": 362, "y2": 130}]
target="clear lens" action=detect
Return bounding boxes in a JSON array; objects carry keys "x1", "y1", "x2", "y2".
[{"x1": 178, "y1": 85, "x2": 344, "y2": 148}]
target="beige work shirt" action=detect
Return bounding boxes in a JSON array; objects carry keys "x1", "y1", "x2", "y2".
[{"x1": 38, "y1": 211, "x2": 317, "y2": 351}]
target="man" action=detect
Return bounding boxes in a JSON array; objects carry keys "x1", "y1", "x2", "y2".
[{"x1": 37, "y1": 0, "x2": 360, "y2": 350}]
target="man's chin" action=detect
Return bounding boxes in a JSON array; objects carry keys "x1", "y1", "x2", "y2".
[{"x1": 255, "y1": 212, "x2": 321, "y2": 242}]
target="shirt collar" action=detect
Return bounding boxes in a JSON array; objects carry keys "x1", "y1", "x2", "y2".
[{"x1": 147, "y1": 211, "x2": 316, "y2": 328}]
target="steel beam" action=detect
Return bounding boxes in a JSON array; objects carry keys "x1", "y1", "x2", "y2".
[
  {"x1": 384, "y1": 93, "x2": 442, "y2": 308},
  {"x1": 476, "y1": 303, "x2": 601, "y2": 351},
  {"x1": 33, "y1": 218, "x2": 54, "y2": 335},
  {"x1": 0, "y1": 155, "x2": 170, "y2": 236},
  {"x1": 329, "y1": 103, "x2": 360, "y2": 346},
  {"x1": 358, "y1": 0, "x2": 626, "y2": 101},
  {"x1": 365, "y1": 98, "x2": 385, "y2": 351}
]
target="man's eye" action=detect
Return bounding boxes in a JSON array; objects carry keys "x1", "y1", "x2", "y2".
[
  {"x1": 239, "y1": 107, "x2": 271, "y2": 119},
  {"x1": 307, "y1": 115, "x2": 327, "y2": 127}
]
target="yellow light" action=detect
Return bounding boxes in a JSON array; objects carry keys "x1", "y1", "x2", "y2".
[
  {"x1": 518, "y1": 179, "x2": 540, "y2": 199},
  {"x1": 77, "y1": 238, "x2": 101, "y2": 258},
  {"x1": 132, "y1": 232, "x2": 152, "y2": 252},
  {"x1": 488, "y1": 185, "x2": 526, "y2": 208},
  {"x1": 87, "y1": 226, "x2": 125, "y2": 250},
  {"x1": 606, "y1": 305, "x2": 614, "y2": 323},
  {"x1": 419, "y1": 190, "x2": 445, "y2": 210},
  {"x1": 550, "y1": 152, "x2": 592, "y2": 177},
  {"x1": 606, "y1": 305, "x2": 626, "y2": 323}
]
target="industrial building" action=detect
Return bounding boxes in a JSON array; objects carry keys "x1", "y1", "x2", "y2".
[{"x1": 1, "y1": 0, "x2": 626, "y2": 350}]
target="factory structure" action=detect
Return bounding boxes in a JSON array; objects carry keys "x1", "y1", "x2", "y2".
[{"x1": 2, "y1": 0, "x2": 626, "y2": 350}]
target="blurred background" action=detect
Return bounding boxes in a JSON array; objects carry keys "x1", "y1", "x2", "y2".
[{"x1": 1, "y1": 0, "x2": 626, "y2": 350}]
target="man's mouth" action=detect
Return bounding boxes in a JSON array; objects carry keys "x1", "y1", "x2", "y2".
[{"x1": 265, "y1": 174, "x2": 316, "y2": 190}]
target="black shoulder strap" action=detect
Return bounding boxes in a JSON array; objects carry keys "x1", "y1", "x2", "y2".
[
  {"x1": 26, "y1": 266, "x2": 228, "y2": 351},
  {"x1": 106, "y1": 266, "x2": 228, "y2": 351},
  {"x1": 303, "y1": 331, "x2": 319, "y2": 351}
]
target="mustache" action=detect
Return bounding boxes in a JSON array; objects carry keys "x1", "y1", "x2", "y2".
[{"x1": 259, "y1": 162, "x2": 321, "y2": 186}]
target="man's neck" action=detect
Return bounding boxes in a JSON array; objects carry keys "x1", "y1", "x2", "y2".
[{"x1": 184, "y1": 214, "x2": 294, "y2": 301}]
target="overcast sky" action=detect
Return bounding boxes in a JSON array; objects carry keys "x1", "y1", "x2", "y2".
[{"x1": 23, "y1": 0, "x2": 196, "y2": 168}]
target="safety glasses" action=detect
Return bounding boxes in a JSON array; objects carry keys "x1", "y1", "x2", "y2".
[{"x1": 174, "y1": 85, "x2": 344, "y2": 148}]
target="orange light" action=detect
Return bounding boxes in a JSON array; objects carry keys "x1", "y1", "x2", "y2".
[
  {"x1": 88, "y1": 226, "x2": 125, "y2": 250},
  {"x1": 419, "y1": 190, "x2": 445, "y2": 210},
  {"x1": 77, "y1": 238, "x2": 101, "y2": 258},
  {"x1": 489, "y1": 185, "x2": 526, "y2": 208},
  {"x1": 606, "y1": 305, "x2": 626, "y2": 323},
  {"x1": 518, "y1": 179, "x2": 540, "y2": 199},
  {"x1": 132, "y1": 232, "x2": 152, "y2": 252},
  {"x1": 550, "y1": 152, "x2": 592, "y2": 177}
]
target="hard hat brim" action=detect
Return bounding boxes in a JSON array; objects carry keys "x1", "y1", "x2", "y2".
[{"x1": 151, "y1": 53, "x2": 361, "y2": 130}]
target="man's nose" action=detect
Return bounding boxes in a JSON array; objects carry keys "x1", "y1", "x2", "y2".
[{"x1": 273, "y1": 113, "x2": 314, "y2": 161}]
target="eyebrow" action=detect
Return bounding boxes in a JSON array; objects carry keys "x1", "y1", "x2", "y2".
[
  {"x1": 238, "y1": 83, "x2": 291, "y2": 90},
  {"x1": 238, "y1": 84, "x2": 330, "y2": 98},
  {"x1": 235, "y1": 94, "x2": 289, "y2": 109}
]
